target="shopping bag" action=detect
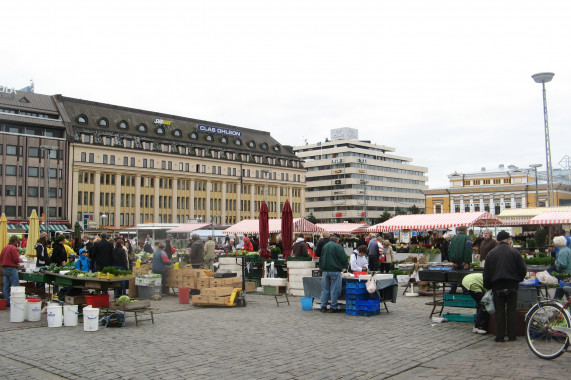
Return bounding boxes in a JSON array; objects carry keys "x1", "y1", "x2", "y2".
[
  {"x1": 366, "y1": 276, "x2": 377, "y2": 293},
  {"x1": 481, "y1": 290, "x2": 495, "y2": 314}
]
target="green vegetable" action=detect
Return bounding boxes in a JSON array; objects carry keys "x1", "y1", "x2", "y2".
[{"x1": 117, "y1": 295, "x2": 130, "y2": 303}]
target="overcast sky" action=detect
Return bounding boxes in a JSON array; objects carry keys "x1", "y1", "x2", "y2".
[{"x1": 3, "y1": 0, "x2": 570, "y2": 188}]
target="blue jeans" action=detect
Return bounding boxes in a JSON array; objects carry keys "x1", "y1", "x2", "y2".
[
  {"x1": 2, "y1": 267, "x2": 20, "y2": 307},
  {"x1": 113, "y1": 266, "x2": 127, "y2": 298},
  {"x1": 320, "y1": 272, "x2": 342, "y2": 310}
]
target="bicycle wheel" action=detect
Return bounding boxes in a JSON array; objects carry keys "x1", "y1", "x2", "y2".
[{"x1": 525, "y1": 302, "x2": 570, "y2": 359}]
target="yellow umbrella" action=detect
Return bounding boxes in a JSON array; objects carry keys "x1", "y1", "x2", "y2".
[
  {"x1": 25, "y1": 210, "x2": 40, "y2": 257},
  {"x1": 0, "y1": 213, "x2": 9, "y2": 250}
]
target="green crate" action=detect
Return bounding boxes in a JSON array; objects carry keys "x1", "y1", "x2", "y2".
[
  {"x1": 443, "y1": 293, "x2": 476, "y2": 308},
  {"x1": 443, "y1": 313, "x2": 476, "y2": 322},
  {"x1": 263, "y1": 285, "x2": 287, "y2": 295},
  {"x1": 286, "y1": 257, "x2": 312, "y2": 261},
  {"x1": 19, "y1": 272, "x2": 54, "y2": 283}
]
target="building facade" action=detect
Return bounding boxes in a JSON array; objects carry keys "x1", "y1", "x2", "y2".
[
  {"x1": 0, "y1": 86, "x2": 69, "y2": 231},
  {"x1": 1, "y1": 85, "x2": 306, "y2": 231},
  {"x1": 294, "y1": 129, "x2": 428, "y2": 223},
  {"x1": 425, "y1": 164, "x2": 571, "y2": 214}
]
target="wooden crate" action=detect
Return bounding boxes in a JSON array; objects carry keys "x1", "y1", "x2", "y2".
[{"x1": 109, "y1": 299, "x2": 151, "y2": 311}]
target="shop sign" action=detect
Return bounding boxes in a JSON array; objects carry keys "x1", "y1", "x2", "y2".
[
  {"x1": 154, "y1": 118, "x2": 173, "y2": 126},
  {"x1": 0, "y1": 85, "x2": 17, "y2": 94},
  {"x1": 198, "y1": 124, "x2": 242, "y2": 137}
]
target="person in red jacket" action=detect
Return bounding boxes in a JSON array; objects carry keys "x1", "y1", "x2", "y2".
[
  {"x1": 243, "y1": 237, "x2": 254, "y2": 252},
  {"x1": 1, "y1": 235, "x2": 23, "y2": 307}
]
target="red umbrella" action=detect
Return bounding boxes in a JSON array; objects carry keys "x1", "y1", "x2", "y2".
[
  {"x1": 281, "y1": 200, "x2": 293, "y2": 258},
  {"x1": 259, "y1": 201, "x2": 270, "y2": 259}
]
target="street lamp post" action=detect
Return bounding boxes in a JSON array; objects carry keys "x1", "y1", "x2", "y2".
[
  {"x1": 40, "y1": 145, "x2": 58, "y2": 237},
  {"x1": 532, "y1": 72, "x2": 555, "y2": 207},
  {"x1": 529, "y1": 163, "x2": 542, "y2": 207}
]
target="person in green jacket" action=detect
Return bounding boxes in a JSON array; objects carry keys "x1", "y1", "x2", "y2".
[
  {"x1": 448, "y1": 225, "x2": 473, "y2": 293},
  {"x1": 319, "y1": 235, "x2": 349, "y2": 313}
]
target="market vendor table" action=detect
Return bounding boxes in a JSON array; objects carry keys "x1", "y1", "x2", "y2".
[
  {"x1": 48, "y1": 272, "x2": 134, "y2": 291},
  {"x1": 302, "y1": 277, "x2": 398, "y2": 312}
]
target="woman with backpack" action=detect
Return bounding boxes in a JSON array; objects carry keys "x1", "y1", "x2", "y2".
[{"x1": 350, "y1": 245, "x2": 369, "y2": 272}]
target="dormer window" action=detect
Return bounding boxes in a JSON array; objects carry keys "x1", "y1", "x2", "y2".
[
  {"x1": 137, "y1": 124, "x2": 148, "y2": 133},
  {"x1": 77, "y1": 115, "x2": 88, "y2": 124},
  {"x1": 118, "y1": 120, "x2": 128, "y2": 130},
  {"x1": 98, "y1": 118, "x2": 109, "y2": 127},
  {"x1": 173, "y1": 129, "x2": 182, "y2": 137},
  {"x1": 206, "y1": 134, "x2": 213, "y2": 142},
  {"x1": 261, "y1": 142, "x2": 268, "y2": 150},
  {"x1": 235, "y1": 138, "x2": 242, "y2": 146},
  {"x1": 190, "y1": 132, "x2": 198, "y2": 139},
  {"x1": 273, "y1": 144, "x2": 280, "y2": 152},
  {"x1": 248, "y1": 141, "x2": 255, "y2": 148},
  {"x1": 156, "y1": 126, "x2": 165, "y2": 135},
  {"x1": 220, "y1": 136, "x2": 228, "y2": 144}
]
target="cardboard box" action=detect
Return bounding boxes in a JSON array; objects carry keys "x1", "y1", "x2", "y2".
[
  {"x1": 222, "y1": 278, "x2": 236, "y2": 286},
  {"x1": 181, "y1": 277, "x2": 196, "y2": 289},
  {"x1": 197, "y1": 277, "x2": 211, "y2": 289},
  {"x1": 65, "y1": 295, "x2": 86, "y2": 305},
  {"x1": 192, "y1": 295, "x2": 210, "y2": 304},
  {"x1": 211, "y1": 278, "x2": 225, "y2": 287},
  {"x1": 201, "y1": 287, "x2": 234, "y2": 297},
  {"x1": 210, "y1": 296, "x2": 230, "y2": 305},
  {"x1": 245, "y1": 281, "x2": 256, "y2": 293}
]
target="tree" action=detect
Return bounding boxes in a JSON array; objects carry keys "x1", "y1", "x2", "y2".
[
  {"x1": 395, "y1": 207, "x2": 407, "y2": 216},
  {"x1": 409, "y1": 205, "x2": 422, "y2": 214},
  {"x1": 376, "y1": 211, "x2": 392, "y2": 224},
  {"x1": 305, "y1": 212, "x2": 318, "y2": 224}
]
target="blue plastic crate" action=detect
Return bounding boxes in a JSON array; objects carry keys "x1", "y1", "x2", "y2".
[
  {"x1": 346, "y1": 287, "x2": 368, "y2": 295},
  {"x1": 346, "y1": 309, "x2": 359, "y2": 316},
  {"x1": 346, "y1": 282, "x2": 367, "y2": 290},
  {"x1": 357, "y1": 299, "x2": 381, "y2": 311},
  {"x1": 346, "y1": 299, "x2": 358, "y2": 308},
  {"x1": 357, "y1": 310, "x2": 381, "y2": 317},
  {"x1": 345, "y1": 293, "x2": 370, "y2": 300}
]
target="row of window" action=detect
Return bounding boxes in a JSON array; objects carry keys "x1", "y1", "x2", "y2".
[
  {"x1": 2, "y1": 185, "x2": 61, "y2": 198},
  {"x1": 0, "y1": 144, "x2": 61, "y2": 159},
  {"x1": 462, "y1": 178, "x2": 509, "y2": 186},
  {"x1": 0, "y1": 123, "x2": 63, "y2": 137},
  {"x1": 2, "y1": 206, "x2": 60, "y2": 218}
]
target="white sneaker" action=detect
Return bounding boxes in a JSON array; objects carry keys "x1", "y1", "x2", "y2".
[{"x1": 472, "y1": 327, "x2": 487, "y2": 334}]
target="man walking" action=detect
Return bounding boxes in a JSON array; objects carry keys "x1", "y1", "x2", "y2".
[
  {"x1": 483, "y1": 231, "x2": 526, "y2": 342},
  {"x1": 367, "y1": 234, "x2": 380, "y2": 271},
  {"x1": 1, "y1": 235, "x2": 23, "y2": 307},
  {"x1": 92, "y1": 233, "x2": 114, "y2": 272},
  {"x1": 189, "y1": 234, "x2": 205, "y2": 268},
  {"x1": 448, "y1": 226, "x2": 473, "y2": 293},
  {"x1": 320, "y1": 235, "x2": 349, "y2": 313},
  {"x1": 204, "y1": 236, "x2": 216, "y2": 270}
]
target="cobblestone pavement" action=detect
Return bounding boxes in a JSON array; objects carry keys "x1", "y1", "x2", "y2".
[{"x1": 0, "y1": 290, "x2": 569, "y2": 379}]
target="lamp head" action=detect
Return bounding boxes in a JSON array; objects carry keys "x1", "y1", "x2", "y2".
[{"x1": 532, "y1": 72, "x2": 554, "y2": 83}]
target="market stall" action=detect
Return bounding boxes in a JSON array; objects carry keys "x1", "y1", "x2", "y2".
[
  {"x1": 222, "y1": 218, "x2": 322, "y2": 235},
  {"x1": 366, "y1": 211, "x2": 502, "y2": 233},
  {"x1": 315, "y1": 223, "x2": 370, "y2": 235},
  {"x1": 527, "y1": 210, "x2": 571, "y2": 225}
]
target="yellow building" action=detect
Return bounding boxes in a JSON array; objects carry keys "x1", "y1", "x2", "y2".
[
  {"x1": 55, "y1": 96, "x2": 306, "y2": 229},
  {"x1": 425, "y1": 165, "x2": 571, "y2": 215}
]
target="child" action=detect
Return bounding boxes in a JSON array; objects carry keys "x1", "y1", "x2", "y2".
[{"x1": 75, "y1": 248, "x2": 91, "y2": 271}]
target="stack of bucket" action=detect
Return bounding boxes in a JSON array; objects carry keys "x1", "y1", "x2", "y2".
[{"x1": 10, "y1": 286, "x2": 27, "y2": 323}]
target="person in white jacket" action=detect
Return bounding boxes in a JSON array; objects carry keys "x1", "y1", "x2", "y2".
[{"x1": 350, "y1": 245, "x2": 369, "y2": 272}]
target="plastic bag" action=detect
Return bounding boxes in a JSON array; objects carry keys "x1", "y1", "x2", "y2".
[
  {"x1": 536, "y1": 270, "x2": 558, "y2": 285},
  {"x1": 481, "y1": 290, "x2": 495, "y2": 314},
  {"x1": 366, "y1": 276, "x2": 377, "y2": 293}
]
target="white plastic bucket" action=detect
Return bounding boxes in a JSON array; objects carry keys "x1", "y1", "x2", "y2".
[
  {"x1": 47, "y1": 304, "x2": 63, "y2": 328},
  {"x1": 10, "y1": 294, "x2": 26, "y2": 303},
  {"x1": 11, "y1": 286, "x2": 26, "y2": 295},
  {"x1": 9, "y1": 300, "x2": 26, "y2": 323},
  {"x1": 26, "y1": 299, "x2": 42, "y2": 322},
  {"x1": 83, "y1": 306, "x2": 100, "y2": 332},
  {"x1": 63, "y1": 304, "x2": 79, "y2": 327}
]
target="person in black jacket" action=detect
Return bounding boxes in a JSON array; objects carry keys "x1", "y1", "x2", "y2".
[
  {"x1": 483, "y1": 230, "x2": 526, "y2": 342},
  {"x1": 35, "y1": 232, "x2": 50, "y2": 267},
  {"x1": 92, "y1": 233, "x2": 114, "y2": 272},
  {"x1": 50, "y1": 234, "x2": 67, "y2": 266},
  {"x1": 112, "y1": 239, "x2": 128, "y2": 298}
]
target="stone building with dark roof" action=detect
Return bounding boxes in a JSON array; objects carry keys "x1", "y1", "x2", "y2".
[{"x1": 54, "y1": 95, "x2": 306, "y2": 229}]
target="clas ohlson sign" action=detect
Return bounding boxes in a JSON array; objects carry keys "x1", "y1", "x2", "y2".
[{"x1": 198, "y1": 124, "x2": 242, "y2": 137}]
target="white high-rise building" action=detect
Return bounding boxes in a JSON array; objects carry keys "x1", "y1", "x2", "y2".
[{"x1": 294, "y1": 132, "x2": 428, "y2": 223}]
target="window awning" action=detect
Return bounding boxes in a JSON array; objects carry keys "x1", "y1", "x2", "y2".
[{"x1": 22, "y1": 224, "x2": 68, "y2": 232}]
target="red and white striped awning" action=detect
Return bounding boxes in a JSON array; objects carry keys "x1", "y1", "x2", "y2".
[
  {"x1": 223, "y1": 218, "x2": 323, "y2": 235},
  {"x1": 166, "y1": 223, "x2": 212, "y2": 233},
  {"x1": 528, "y1": 211, "x2": 571, "y2": 225},
  {"x1": 366, "y1": 212, "x2": 502, "y2": 232},
  {"x1": 316, "y1": 223, "x2": 370, "y2": 235}
]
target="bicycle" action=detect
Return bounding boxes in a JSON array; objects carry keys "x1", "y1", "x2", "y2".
[{"x1": 525, "y1": 286, "x2": 571, "y2": 359}]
